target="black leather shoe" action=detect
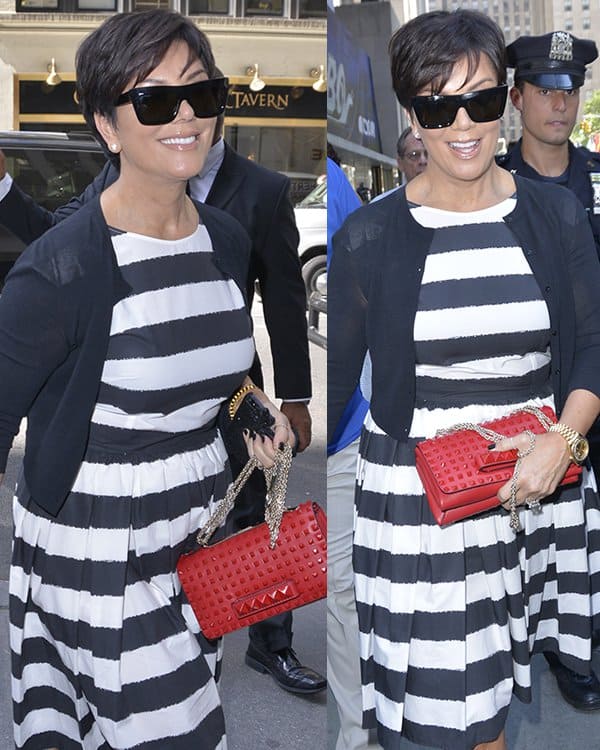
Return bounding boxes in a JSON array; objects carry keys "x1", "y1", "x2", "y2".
[
  {"x1": 245, "y1": 643, "x2": 327, "y2": 694},
  {"x1": 545, "y1": 652, "x2": 600, "y2": 711}
]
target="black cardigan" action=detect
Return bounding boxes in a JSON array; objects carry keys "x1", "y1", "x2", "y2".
[
  {"x1": 0, "y1": 196, "x2": 251, "y2": 516},
  {"x1": 328, "y1": 176, "x2": 600, "y2": 443}
]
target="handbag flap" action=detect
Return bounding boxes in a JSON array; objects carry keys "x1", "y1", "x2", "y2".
[{"x1": 415, "y1": 406, "x2": 559, "y2": 496}]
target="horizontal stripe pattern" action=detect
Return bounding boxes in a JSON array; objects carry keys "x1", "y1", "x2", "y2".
[
  {"x1": 356, "y1": 199, "x2": 600, "y2": 750},
  {"x1": 11, "y1": 225, "x2": 250, "y2": 748}
]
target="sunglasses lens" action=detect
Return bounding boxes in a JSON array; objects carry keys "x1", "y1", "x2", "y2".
[
  {"x1": 132, "y1": 90, "x2": 178, "y2": 126},
  {"x1": 465, "y1": 87, "x2": 507, "y2": 123},
  {"x1": 413, "y1": 99, "x2": 457, "y2": 129},
  {"x1": 187, "y1": 79, "x2": 228, "y2": 119}
]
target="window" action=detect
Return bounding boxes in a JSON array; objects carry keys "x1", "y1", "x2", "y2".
[
  {"x1": 243, "y1": 0, "x2": 283, "y2": 15},
  {"x1": 583, "y1": 17, "x2": 591, "y2": 28},
  {"x1": 225, "y1": 124, "x2": 325, "y2": 199},
  {"x1": 3, "y1": 147, "x2": 106, "y2": 211},
  {"x1": 188, "y1": 0, "x2": 229, "y2": 12},
  {"x1": 299, "y1": 0, "x2": 325, "y2": 17},
  {"x1": 565, "y1": 19, "x2": 573, "y2": 30},
  {"x1": 131, "y1": 0, "x2": 169, "y2": 8},
  {"x1": 18, "y1": 0, "x2": 115, "y2": 10}
]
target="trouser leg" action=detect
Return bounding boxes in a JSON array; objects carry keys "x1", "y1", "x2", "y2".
[{"x1": 327, "y1": 440, "x2": 378, "y2": 750}]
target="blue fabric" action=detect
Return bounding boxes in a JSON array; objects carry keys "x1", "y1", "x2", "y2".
[{"x1": 326, "y1": 158, "x2": 368, "y2": 455}]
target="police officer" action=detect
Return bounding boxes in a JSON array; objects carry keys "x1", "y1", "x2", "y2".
[
  {"x1": 499, "y1": 30, "x2": 600, "y2": 713},
  {"x1": 498, "y1": 31, "x2": 600, "y2": 257}
]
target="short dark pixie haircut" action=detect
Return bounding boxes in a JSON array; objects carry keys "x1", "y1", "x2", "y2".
[
  {"x1": 75, "y1": 9, "x2": 216, "y2": 161},
  {"x1": 389, "y1": 10, "x2": 507, "y2": 110}
]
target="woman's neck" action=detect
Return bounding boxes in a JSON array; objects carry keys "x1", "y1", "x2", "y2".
[
  {"x1": 406, "y1": 164, "x2": 515, "y2": 212},
  {"x1": 100, "y1": 171, "x2": 197, "y2": 240}
]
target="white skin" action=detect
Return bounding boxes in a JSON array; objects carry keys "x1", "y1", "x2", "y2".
[
  {"x1": 397, "y1": 130, "x2": 428, "y2": 182},
  {"x1": 510, "y1": 81, "x2": 580, "y2": 176},
  {"x1": 406, "y1": 56, "x2": 600, "y2": 542}
]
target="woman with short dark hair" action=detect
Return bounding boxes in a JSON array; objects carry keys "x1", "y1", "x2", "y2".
[
  {"x1": 0, "y1": 10, "x2": 293, "y2": 748},
  {"x1": 329, "y1": 9, "x2": 600, "y2": 750}
]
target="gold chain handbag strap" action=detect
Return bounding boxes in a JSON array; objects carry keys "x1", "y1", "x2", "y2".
[
  {"x1": 435, "y1": 405, "x2": 552, "y2": 532},
  {"x1": 196, "y1": 443, "x2": 293, "y2": 548}
]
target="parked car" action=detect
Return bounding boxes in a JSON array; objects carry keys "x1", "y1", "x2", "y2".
[
  {"x1": 294, "y1": 177, "x2": 327, "y2": 298},
  {"x1": 0, "y1": 130, "x2": 106, "y2": 286},
  {"x1": 283, "y1": 171, "x2": 318, "y2": 206}
]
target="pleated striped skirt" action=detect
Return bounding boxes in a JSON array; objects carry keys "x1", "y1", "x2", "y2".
[
  {"x1": 11, "y1": 428, "x2": 233, "y2": 749},
  {"x1": 354, "y1": 400, "x2": 600, "y2": 750}
]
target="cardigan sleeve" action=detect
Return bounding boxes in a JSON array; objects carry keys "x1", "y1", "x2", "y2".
[
  {"x1": 561, "y1": 192, "x2": 600, "y2": 399},
  {"x1": 327, "y1": 218, "x2": 368, "y2": 443},
  {"x1": 0, "y1": 257, "x2": 70, "y2": 471}
]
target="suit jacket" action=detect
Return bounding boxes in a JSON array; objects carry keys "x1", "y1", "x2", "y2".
[{"x1": 0, "y1": 142, "x2": 311, "y2": 400}]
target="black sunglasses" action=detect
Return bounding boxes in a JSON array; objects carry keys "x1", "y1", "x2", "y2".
[
  {"x1": 115, "y1": 77, "x2": 229, "y2": 126},
  {"x1": 411, "y1": 85, "x2": 508, "y2": 129}
]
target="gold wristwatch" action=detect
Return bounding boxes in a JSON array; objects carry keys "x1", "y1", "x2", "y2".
[{"x1": 548, "y1": 423, "x2": 589, "y2": 465}]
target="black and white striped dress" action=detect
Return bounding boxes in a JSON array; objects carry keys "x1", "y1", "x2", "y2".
[
  {"x1": 354, "y1": 198, "x2": 600, "y2": 750},
  {"x1": 10, "y1": 223, "x2": 255, "y2": 749}
]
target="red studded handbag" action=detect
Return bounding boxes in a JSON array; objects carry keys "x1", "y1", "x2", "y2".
[
  {"x1": 177, "y1": 445, "x2": 327, "y2": 640},
  {"x1": 415, "y1": 405, "x2": 582, "y2": 529}
]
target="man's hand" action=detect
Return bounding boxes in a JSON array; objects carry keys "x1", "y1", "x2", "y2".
[
  {"x1": 280, "y1": 402, "x2": 312, "y2": 452},
  {"x1": 0, "y1": 150, "x2": 6, "y2": 180}
]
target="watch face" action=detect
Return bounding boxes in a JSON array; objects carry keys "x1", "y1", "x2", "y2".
[{"x1": 573, "y1": 438, "x2": 589, "y2": 463}]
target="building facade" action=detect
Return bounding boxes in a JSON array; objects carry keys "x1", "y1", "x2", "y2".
[
  {"x1": 0, "y1": 2, "x2": 326, "y2": 179},
  {"x1": 331, "y1": 0, "x2": 600, "y2": 195}
]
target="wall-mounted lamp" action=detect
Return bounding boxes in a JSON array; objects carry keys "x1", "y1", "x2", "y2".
[
  {"x1": 246, "y1": 63, "x2": 265, "y2": 92},
  {"x1": 46, "y1": 58, "x2": 62, "y2": 87},
  {"x1": 310, "y1": 65, "x2": 327, "y2": 94}
]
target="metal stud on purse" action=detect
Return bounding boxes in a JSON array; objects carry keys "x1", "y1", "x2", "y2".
[{"x1": 177, "y1": 444, "x2": 327, "y2": 639}]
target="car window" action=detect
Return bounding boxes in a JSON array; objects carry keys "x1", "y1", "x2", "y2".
[
  {"x1": 4, "y1": 147, "x2": 106, "y2": 211},
  {"x1": 297, "y1": 179, "x2": 326, "y2": 208}
]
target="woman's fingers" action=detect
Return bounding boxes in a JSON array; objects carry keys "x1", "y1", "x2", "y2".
[
  {"x1": 495, "y1": 431, "x2": 572, "y2": 510},
  {"x1": 490, "y1": 432, "x2": 532, "y2": 454}
]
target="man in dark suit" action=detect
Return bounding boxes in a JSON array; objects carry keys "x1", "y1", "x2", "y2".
[{"x1": 0, "y1": 115, "x2": 326, "y2": 695}]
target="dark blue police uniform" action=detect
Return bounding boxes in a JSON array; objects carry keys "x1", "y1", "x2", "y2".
[{"x1": 498, "y1": 141, "x2": 600, "y2": 259}]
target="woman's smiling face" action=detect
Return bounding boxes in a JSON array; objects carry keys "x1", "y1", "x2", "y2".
[
  {"x1": 410, "y1": 54, "x2": 504, "y2": 187},
  {"x1": 95, "y1": 39, "x2": 216, "y2": 186}
]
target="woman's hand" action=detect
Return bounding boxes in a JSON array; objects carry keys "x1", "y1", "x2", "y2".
[
  {"x1": 492, "y1": 431, "x2": 571, "y2": 511},
  {"x1": 242, "y1": 398, "x2": 297, "y2": 469}
]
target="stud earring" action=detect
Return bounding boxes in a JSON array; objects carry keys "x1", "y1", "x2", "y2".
[
  {"x1": 110, "y1": 143, "x2": 119, "y2": 153},
  {"x1": 413, "y1": 131, "x2": 421, "y2": 140}
]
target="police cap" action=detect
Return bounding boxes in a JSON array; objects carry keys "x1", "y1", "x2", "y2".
[{"x1": 507, "y1": 31, "x2": 598, "y2": 90}]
